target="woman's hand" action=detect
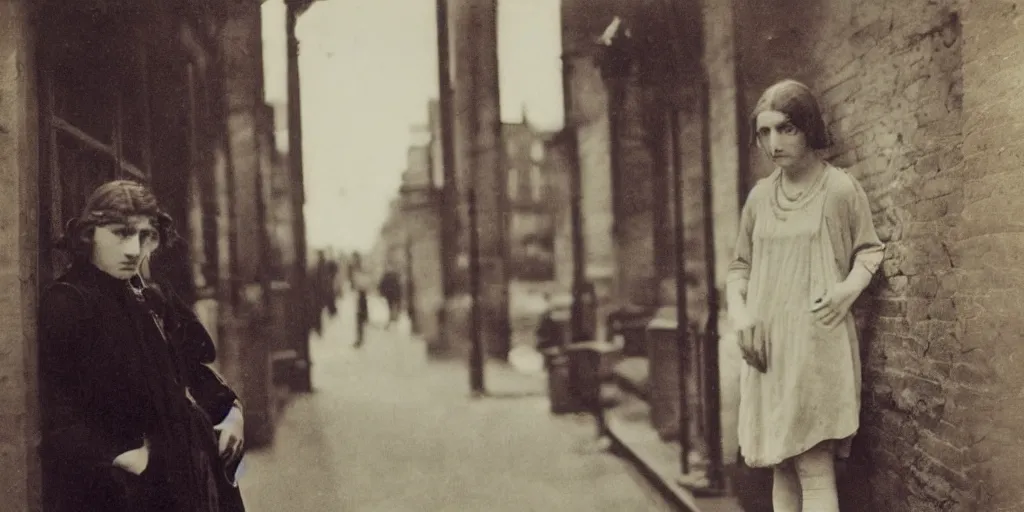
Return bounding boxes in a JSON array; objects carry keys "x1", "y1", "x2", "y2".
[
  {"x1": 113, "y1": 438, "x2": 150, "y2": 475},
  {"x1": 812, "y1": 281, "x2": 858, "y2": 327},
  {"x1": 214, "y1": 405, "x2": 245, "y2": 466},
  {"x1": 732, "y1": 308, "x2": 767, "y2": 373}
]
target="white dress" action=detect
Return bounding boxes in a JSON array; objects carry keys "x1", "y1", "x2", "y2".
[{"x1": 727, "y1": 165, "x2": 885, "y2": 468}]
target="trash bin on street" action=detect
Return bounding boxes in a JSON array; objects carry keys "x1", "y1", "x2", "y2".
[
  {"x1": 565, "y1": 340, "x2": 621, "y2": 436},
  {"x1": 566, "y1": 343, "x2": 603, "y2": 411},
  {"x1": 544, "y1": 349, "x2": 578, "y2": 414},
  {"x1": 538, "y1": 307, "x2": 577, "y2": 414}
]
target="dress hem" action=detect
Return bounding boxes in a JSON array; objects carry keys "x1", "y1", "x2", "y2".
[{"x1": 739, "y1": 427, "x2": 857, "y2": 469}]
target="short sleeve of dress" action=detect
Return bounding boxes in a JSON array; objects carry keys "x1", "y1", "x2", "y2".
[
  {"x1": 728, "y1": 187, "x2": 758, "y2": 294},
  {"x1": 844, "y1": 174, "x2": 885, "y2": 274}
]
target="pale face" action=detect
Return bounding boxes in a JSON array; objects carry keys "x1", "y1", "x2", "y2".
[
  {"x1": 90, "y1": 215, "x2": 160, "y2": 280},
  {"x1": 755, "y1": 110, "x2": 812, "y2": 168}
]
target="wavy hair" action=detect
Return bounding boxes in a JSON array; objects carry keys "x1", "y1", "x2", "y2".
[{"x1": 54, "y1": 180, "x2": 179, "y2": 262}]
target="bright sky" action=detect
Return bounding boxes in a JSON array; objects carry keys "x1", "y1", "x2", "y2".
[{"x1": 261, "y1": 0, "x2": 563, "y2": 253}]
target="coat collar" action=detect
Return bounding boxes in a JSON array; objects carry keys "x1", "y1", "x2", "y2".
[{"x1": 66, "y1": 260, "x2": 139, "y2": 299}]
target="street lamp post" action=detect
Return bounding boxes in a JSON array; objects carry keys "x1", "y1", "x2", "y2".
[
  {"x1": 285, "y1": 0, "x2": 312, "y2": 393},
  {"x1": 468, "y1": 185, "x2": 484, "y2": 394}
]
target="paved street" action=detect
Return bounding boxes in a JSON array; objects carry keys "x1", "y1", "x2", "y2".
[{"x1": 238, "y1": 293, "x2": 674, "y2": 512}]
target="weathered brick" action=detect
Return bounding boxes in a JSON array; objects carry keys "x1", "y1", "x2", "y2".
[
  {"x1": 948, "y1": 362, "x2": 990, "y2": 390},
  {"x1": 0, "y1": 2, "x2": 39, "y2": 509},
  {"x1": 560, "y1": 0, "x2": 1024, "y2": 507}
]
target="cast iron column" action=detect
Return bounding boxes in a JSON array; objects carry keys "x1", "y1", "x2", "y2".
[{"x1": 286, "y1": 0, "x2": 312, "y2": 392}]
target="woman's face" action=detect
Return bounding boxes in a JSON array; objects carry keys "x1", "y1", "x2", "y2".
[
  {"x1": 90, "y1": 215, "x2": 160, "y2": 280},
  {"x1": 755, "y1": 110, "x2": 812, "y2": 168}
]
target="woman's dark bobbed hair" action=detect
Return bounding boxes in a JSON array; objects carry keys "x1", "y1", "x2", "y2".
[
  {"x1": 54, "y1": 180, "x2": 179, "y2": 261},
  {"x1": 749, "y1": 79, "x2": 832, "y2": 150}
]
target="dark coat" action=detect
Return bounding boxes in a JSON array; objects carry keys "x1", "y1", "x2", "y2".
[
  {"x1": 378, "y1": 271, "x2": 402, "y2": 302},
  {"x1": 39, "y1": 262, "x2": 246, "y2": 512}
]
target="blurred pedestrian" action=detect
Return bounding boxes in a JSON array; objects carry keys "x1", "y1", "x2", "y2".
[
  {"x1": 310, "y1": 252, "x2": 326, "y2": 337},
  {"x1": 38, "y1": 180, "x2": 246, "y2": 512},
  {"x1": 351, "y1": 252, "x2": 370, "y2": 347},
  {"x1": 378, "y1": 268, "x2": 402, "y2": 329},
  {"x1": 325, "y1": 255, "x2": 340, "y2": 317}
]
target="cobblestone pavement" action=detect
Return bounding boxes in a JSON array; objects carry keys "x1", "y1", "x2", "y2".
[{"x1": 237, "y1": 294, "x2": 674, "y2": 512}]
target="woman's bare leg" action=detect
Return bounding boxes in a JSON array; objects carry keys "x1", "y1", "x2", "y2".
[
  {"x1": 793, "y1": 442, "x2": 839, "y2": 512},
  {"x1": 772, "y1": 459, "x2": 802, "y2": 512}
]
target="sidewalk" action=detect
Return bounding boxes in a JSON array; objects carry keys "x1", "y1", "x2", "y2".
[{"x1": 237, "y1": 294, "x2": 677, "y2": 511}]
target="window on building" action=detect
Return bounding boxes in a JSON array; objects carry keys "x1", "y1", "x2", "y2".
[
  {"x1": 530, "y1": 164, "x2": 544, "y2": 202},
  {"x1": 530, "y1": 140, "x2": 545, "y2": 162},
  {"x1": 38, "y1": 13, "x2": 221, "y2": 304},
  {"x1": 508, "y1": 167, "x2": 519, "y2": 200},
  {"x1": 40, "y1": 16, "x2": 152, "y2": 278}
]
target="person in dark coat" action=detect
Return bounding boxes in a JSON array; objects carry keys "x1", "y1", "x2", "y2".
[
  {"x1": 378, "y1": 269, "x2": 402, "y2": 329},
  {"x1": 351, "y1": 253, "x2": 370, "y2": 347},
  {"x1": 324, "y1": 259, "x2": 340, "y2": 317},
  {"x1": 38, "y1": 180, "x2": 246, "y2": 512}
]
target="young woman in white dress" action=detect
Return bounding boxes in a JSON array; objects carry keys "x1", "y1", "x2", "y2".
[{"x1": 727, "y1": 79, "x2": 885, "y2": 511}]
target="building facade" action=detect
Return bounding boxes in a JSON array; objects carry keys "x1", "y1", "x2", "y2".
[
  {"x1": 0, "y1": 1, "x2": 311, "y2": 509},
  {"x1": 564, "y1": 0, "x2": 1024, "y2": 510},
  {"x1": 503, "y1": 120, "x2": 559, "y2": 282}
]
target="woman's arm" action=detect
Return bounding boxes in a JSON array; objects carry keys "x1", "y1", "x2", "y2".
[
  {"x1": 846, "y1": 174, "x2": 885, "y2": 278},
  {"x1": 157, "y1": 290, "x2": 246, "y2": 464},
  {"x1": 173, "y1": 314, "x2": 241, "y2": 422},
  {"x1": 835, "y1": 174, "x2": 884, "y2": 297},
  {"x1": 144, "y1": 281, "x2": 241, "y2": 422},
  {"x1": 815, "y1": 174, "x2": 885, "y2": 325},
  {"x1": 39, "y1": 284, "x2": 140, "y2": 468},
  {"x1": 728, "y1": 189, "x2": 768, "y2": 372},
  {"x1": 726, "y1": 189, "x2": 757, "y2": 325}
]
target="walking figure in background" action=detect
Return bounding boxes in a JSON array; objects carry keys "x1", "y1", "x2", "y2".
[
  {"x1": 325, "y1": 254, "x2": 340, "y2": 317},
  {"x1": 39, "y1": 180, "x2": 246, "y2": 512},
  {"x1": 378, "y1": 267, "x2": 402, "y2": 329},
  {"x1": 310, "y1": 251, "x2": 327, "y2": 337},
  {"x1": 350, "y1": 252, "x2": 371, "y2": 347},
  {"x1": 726, "y1": 80, "x2": 884, "y2": 512}
]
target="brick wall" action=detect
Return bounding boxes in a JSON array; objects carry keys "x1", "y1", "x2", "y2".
[
  {"x1": 959, "y1": 2, "x2": 1024, "y2": 509},
  {"x1": 730, "y1": 0, "x2": 979, "y2": 509},
  {"x1": 0, "y1": 2, "x2": 40, "y2": 509}
]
